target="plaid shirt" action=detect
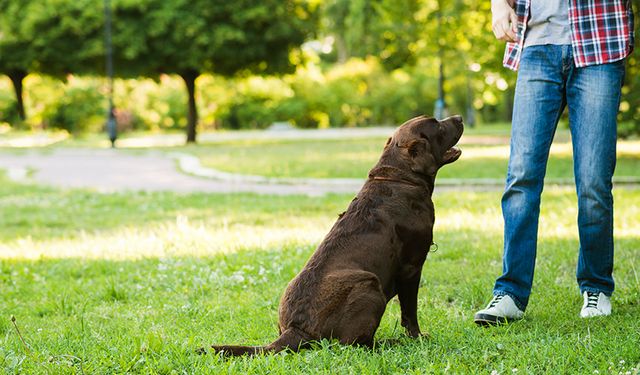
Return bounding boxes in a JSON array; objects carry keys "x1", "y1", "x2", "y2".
[{"x1": 504, "y1": 0, "x2": 635, "y2": 70}]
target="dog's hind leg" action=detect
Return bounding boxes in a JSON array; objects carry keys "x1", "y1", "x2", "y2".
[
  {"x1": 207, "y1": 327, "x2": 309, "y2": 357},
  {"x1": 334, "y1": 276, "x2": 387, "y2": 347}
]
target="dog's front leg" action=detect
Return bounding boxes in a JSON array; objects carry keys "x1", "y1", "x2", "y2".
[{"x1": 397, "y1": 274, "x2": 422, "y2": 337}]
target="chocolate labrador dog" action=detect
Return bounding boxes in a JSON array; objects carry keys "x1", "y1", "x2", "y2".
[{"x1": 205, "y1": 115, "x2": 463, "y2": 356}]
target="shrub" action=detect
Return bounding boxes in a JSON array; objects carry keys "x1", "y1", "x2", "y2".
[
  {"x1": 0, "y1": 91, "x2": 19, "y2": 125},
  {"x1": 2, "y1": 54, "x2": 561, "y2": 133},
  {"x1": 41, "y1": 79, "x2": 105, "y2": 133},
  {"x1": 619, "y1": 51, "x2": 640, "y2": 138},
  {"x1": 212, "y1": 76, "x2": 294, "y2": 129},
  {"x1": 222, "y1": 97, "x2": 277, "y2": 130},
  {"x1": 116, "y1": 76, "x2": 187, "y2": 132}
]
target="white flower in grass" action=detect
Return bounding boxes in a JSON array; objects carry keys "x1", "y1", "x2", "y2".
[
  {"x1": 593, "y1": 371, "x2": 599, "y2": 374},
  {"x1": 512, "y1": 369, "x2": 518, "y2": 373},
  {"x1": 229, "y1": 272, "x2": 245, "y2": 284},
  {"x1": 621, "y1": 360, "x2": 626, "y2": 365},
  {"x1": 491, "y1": 371, "x2": 499, "y2": 375}
]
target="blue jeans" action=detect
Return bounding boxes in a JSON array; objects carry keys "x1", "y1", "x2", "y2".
[{"x1": 493, "y1": 45, "x2": 625, "y2": 310}]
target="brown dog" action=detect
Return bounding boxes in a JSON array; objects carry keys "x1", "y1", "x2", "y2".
[{"x1": 206, "y1": 115, "x2": 463, "y2": 356}]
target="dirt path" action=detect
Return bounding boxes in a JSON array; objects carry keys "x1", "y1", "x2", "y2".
[
  {"x1": 0, "y1": 149, "x2": 365, "y2": 195},
  {"x1": 1, "y1": 129, "x2": 636, "y2": 195}
]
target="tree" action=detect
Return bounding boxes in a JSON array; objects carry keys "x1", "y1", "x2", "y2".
[
  {"x1": 405, "y1": 0, "x2": 514, "y2": 122},
  {"x1": 318, "y1": 0, "x2": 511, "y2": 120},
  {"x1": 619, "y1": 5, "x2": 640, "y2": 137},
  {"x1": 0, "y1": 0, "x2": 105, "y2": 123},
  {"x1": 0, "y1": 1, "x2": 35, "y2": 121},
  {"x1": 117, "y1": 0, "x2": 316, "y2": 142},
  {"x1": 321, "y1": 0, "x2": 420, "y2": 69},
  {"x1": 1, "y1": 0, "x2": 316, "y2": 141}
]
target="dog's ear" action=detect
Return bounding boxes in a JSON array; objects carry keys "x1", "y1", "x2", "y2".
[
  {"x1": 408, "y1": 140, "x2": 425, "y2": 157},
  {"x1": 408, "y1": 140, "x2": 438, "y2": 176},
  {"x1": 384, "y1": 137, "x2": 392, "y2": 149}
]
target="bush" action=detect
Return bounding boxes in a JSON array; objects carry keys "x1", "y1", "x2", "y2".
[
  {"x1": 210, "y1": 76, "x2": 294, "y2": 129},
  {"x1": 201, "y1": 58, "x2": 448, "y2": 130},
  {"x1": 0, "y1": 54, "x2": 538, "y2": 133},
  {"x1": 115, "y1": 76, "x2": 187, "y2": 131},
  {"x1": 0, "y1": 91, "x2": 19, "y2": 125},
  {"x1": 41, "y1": 79, "x2": 105, "y2": 133},
  {"x1": 619, "y1": 51, "x2": 640, "y2": 138},
  {"x1": 222, "y1": 97, "x2": 277, "y2": 130}
]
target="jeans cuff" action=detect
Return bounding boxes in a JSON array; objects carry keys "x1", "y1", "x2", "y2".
[
  {"x1": 493, "y1": 290, "x2": 527, "y2": 311},
  {"x1": 580, "y1": 287, "x2": 613, "y2": 297}
]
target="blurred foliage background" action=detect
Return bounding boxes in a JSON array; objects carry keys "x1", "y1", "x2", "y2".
[{"x1": 0, "y1": 0, "x2": 637, "y2": 141}]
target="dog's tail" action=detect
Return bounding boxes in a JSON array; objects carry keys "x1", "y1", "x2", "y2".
[{"x1": 205, "y1": 328, "x2": 308, "y2": 357}]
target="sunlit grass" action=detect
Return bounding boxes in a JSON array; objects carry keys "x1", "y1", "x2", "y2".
[
  {"x1": 0, "y1": 131, "x2": 69, "y2": 148},
  {"x1": 0, "y1": 217, "x2": 330, "y2": 260},
  {"x1": 1, "y1": 177, "x2": 639, "y2": 373}
]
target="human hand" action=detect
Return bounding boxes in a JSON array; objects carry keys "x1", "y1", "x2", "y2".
[{"x1": 491, "y1": 0, "x2": 517, "y2": 42}]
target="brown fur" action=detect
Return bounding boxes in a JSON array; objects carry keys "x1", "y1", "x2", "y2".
[{"x1": 204, "y1": 115, "x2": 464, "y2": 356}]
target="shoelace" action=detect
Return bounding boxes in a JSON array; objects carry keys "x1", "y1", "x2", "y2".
[
  {"x1": 488, "y1": 295, "x2": 505, "y2": 308},
  {"x1": 586, "y1": 292, "x2": 599, "y2": 308}
]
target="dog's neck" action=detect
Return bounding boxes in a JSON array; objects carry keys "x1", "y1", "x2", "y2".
[{"x1": 368, "y1": 165, "x2": 434, "y2": 194}]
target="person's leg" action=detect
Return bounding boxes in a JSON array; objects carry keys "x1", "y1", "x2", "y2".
[
  {"x1": 492, "y1": 45, "x2": 570, "y2": 311},
  {"x1": 566, "y1": 59, "x2": 625, "y2": 299}
]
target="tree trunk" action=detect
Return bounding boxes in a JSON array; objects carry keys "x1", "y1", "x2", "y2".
[
  {"x1": 8, "y1": 71, "x2": 27, "y2": 121},
  {"x1": 334, "y1": 36, "x2": 349, "y2": 64},
  {"x1": 180, "y1": 70, "x2": 199, "y2": 144}
]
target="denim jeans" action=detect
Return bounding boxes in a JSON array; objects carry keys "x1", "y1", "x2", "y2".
[{"x1": 493, "y1": 45, "x2": 625, "y2": 310}]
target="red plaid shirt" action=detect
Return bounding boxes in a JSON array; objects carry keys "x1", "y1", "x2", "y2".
[{"x1": 504, "y1": 0, "x2": 635, "y2": 70}]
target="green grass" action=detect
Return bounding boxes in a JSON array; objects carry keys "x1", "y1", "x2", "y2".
[
  {"x1": 186, "y1": 138, "x2": 640, "y2": 181},
  {"x1": 183, "y1": 138, "x2": 393, "y2": 179},
  {"x1": 1, "y1": 177, "x2": 639, "y2": 373}
]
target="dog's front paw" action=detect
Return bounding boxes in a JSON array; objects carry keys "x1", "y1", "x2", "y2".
[
  {"x1": 406, "y1": 329, "x2": 431, "y2": 340},
  {"x1": 406, "y1": 329, "x2": 421, "y2": 338}
]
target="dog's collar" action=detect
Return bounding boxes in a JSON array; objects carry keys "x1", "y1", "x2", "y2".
[
  {"x1": 370, "y1": 176, "x2": 422, "y2": 187},
  {"x1": 369, "y1": 176, "x2": 433, "y2": 196},
  {"x1": 368, "y1": 165, "x2": 433, "y2": 193}
]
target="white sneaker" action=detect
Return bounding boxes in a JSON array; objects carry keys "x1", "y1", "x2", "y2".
[
  {"x1": 580, "y1": 291, "x2": 611, "y2": 318},
  {"x1": 474, "y1": 294, "x2": 524, "y2": 326}
]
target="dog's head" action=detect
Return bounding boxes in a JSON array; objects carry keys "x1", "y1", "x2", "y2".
[{"x1": 383, "y1": 115, "x2": 463, "y2": 177}]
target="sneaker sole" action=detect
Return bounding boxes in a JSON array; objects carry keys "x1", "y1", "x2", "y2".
[
  {"x1": 580, "y1": 310, "x2": 611, "y2": 318},
  {"x1": 474, "y1": 313, "x2": 521, "y2": 326}
]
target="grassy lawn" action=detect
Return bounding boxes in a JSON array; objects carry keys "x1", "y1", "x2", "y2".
[
  {"x1": 184, "y1": 138, "x2": 640, "y2": 181},
  {"x1": 1, "y1": 177, "x2": 639, "y2": 373}
]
